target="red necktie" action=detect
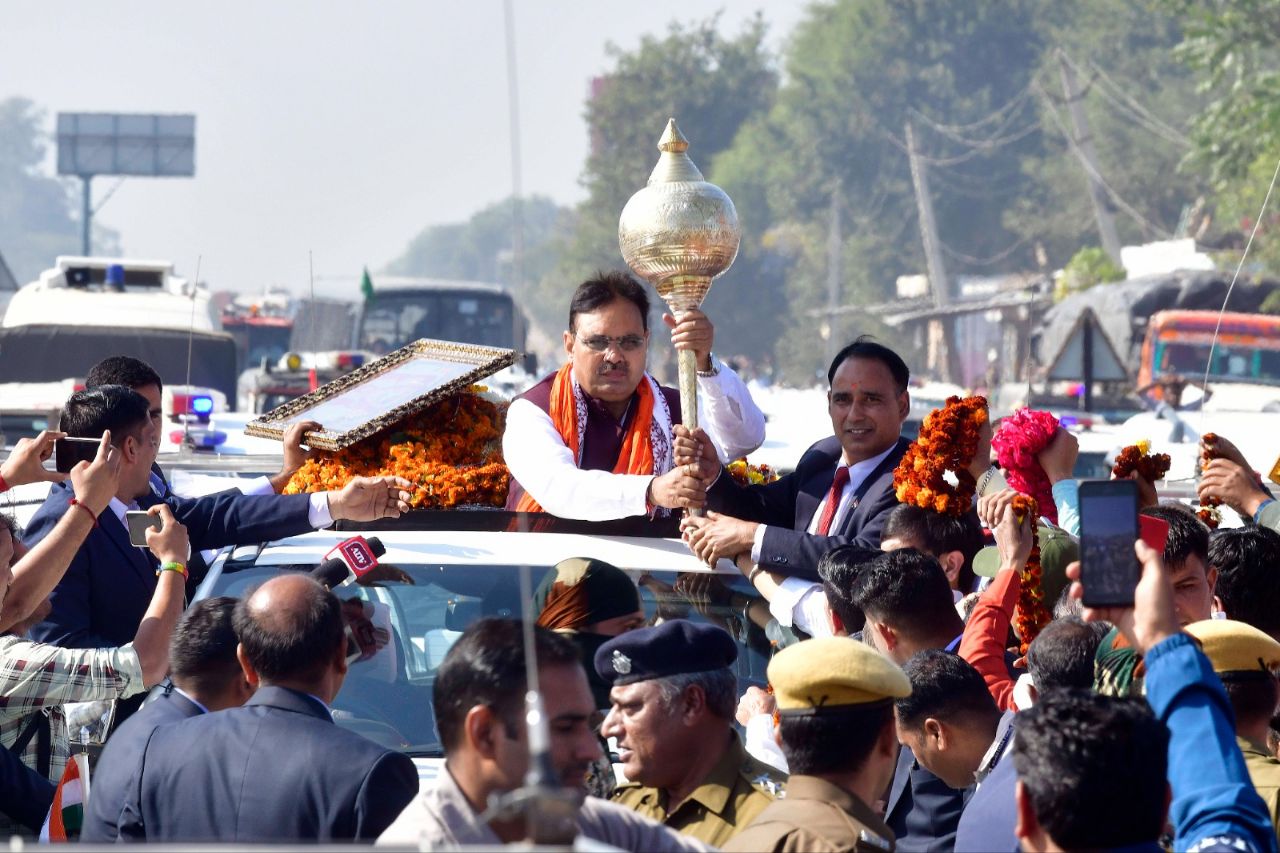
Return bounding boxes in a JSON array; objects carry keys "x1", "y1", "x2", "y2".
[{"x1": 815, "y1": 465, "x2": 851, "y2": 535}]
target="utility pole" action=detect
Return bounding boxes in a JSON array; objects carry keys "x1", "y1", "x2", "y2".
[
  {"x1": 824, "y1": 177, "x2": 842, "y2": 368},
  {"x1": 503, "y1": 0, "x2": 525, "y2": 293},
  {"x1": 1057, "y1": 48, "x2": 1123, "y2": 266},
  {"x1": 905, "y1": 121, "x2": 961, "y2": 385}
]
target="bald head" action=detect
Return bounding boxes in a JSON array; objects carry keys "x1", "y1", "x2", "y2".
[{"x1": 233, "y1": 574, "x2": 344, "y2": 686}]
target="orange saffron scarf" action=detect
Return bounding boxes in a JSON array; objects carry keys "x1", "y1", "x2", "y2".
[{"x1": 515, "y1": 363, "x2": 658, "y2": 513}]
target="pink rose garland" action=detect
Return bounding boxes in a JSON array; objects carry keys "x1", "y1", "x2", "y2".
[{"x1": 991, "y1": 408, "x2": 1060, "y2": 524}]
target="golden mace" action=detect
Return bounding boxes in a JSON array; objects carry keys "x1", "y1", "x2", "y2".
[{"x1": 619, "y1": 119, "x2": 741, "y2": 507}]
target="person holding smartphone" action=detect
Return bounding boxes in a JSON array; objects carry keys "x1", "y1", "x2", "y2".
[
  {"x1": 0, "y1": 500, "x2": 188, "y2": 803},
  {"x1": 1036, "y1": 542, "x2": 1276, "y2": 852},
  {"x1": 21, "y1": 386, "x2": 413, "y2": 727}
]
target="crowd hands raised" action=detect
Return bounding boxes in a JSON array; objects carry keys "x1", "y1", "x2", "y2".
[{"x1": 2, "y1": 271, "x2": 1280, "y2": 851}]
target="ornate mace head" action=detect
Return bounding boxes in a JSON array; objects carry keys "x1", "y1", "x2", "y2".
[{"x1": 618, "y1": 119, "x2": 741, "y2": 314}]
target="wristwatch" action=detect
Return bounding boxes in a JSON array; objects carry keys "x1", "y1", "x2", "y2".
[{"x1": 696, "y1": 353, "x2": 720, "y2": 378}]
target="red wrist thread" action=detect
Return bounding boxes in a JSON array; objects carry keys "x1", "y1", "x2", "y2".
[
  {"x1": 0, "y1": 473, "x2": 8, "y2": 493},
  {"x1": 68, "y1": 498, "x2": 99, "y2": 528}
]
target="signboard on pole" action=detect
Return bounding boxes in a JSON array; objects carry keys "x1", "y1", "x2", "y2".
[{"x1": 56, "y1": 113, "x2": 195, "y2": 178}]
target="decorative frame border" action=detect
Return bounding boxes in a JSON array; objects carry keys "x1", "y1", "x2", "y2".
[{"x1": 244, "y1": 337, "x2": 516, "y2": 451}]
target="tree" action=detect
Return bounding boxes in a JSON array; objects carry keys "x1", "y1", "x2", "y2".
[
  {"x1": 385, "y1": 194, "x2": 569, "y2": 287},
  {"x1": 531, "y1": 15, "x2": 779, "y2": 375},
  {"x1": 714, "y1": 0, "x2": 1052, "y2": 382},
  {"x1": 1161, "y1": 0, "x2": 1280, "y2": 188},
  {"x1": 1007, "y1": 1, "x2": 1208, "y2": 268},
  {"x1": 0, "y1": 98, "x2": 117, "y2": 284}
]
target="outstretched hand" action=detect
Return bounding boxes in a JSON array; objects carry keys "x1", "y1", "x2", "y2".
[
  {"x1": 681, "y1": 511, "x2": 757, "y2": 566},
  {"x1": 329, "y1": 476, "x2": 414, "y2": 522},
  {"x1": 270, "y1": 420, "x2": 321, "y2": 493},
  {"x1": 1, "y1": 430, "x2": 68, "y2": 488}
]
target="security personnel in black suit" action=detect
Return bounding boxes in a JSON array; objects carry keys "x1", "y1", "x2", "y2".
[
  {"x1": 682, "y1": 338, "x2": 912, "y2": 581},
  {"x1": 83, "y1": 597, "x2": 253, "y2": 842},
  {"x1": 114, "y1": 575, "x2": 418, "y2": 842}
]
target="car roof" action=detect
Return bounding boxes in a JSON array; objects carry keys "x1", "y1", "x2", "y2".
[{"x1": 222, "y1": 528, "x2": 733, "y2": 575}]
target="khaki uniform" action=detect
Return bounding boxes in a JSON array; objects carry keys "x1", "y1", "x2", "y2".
[
  {"x1": 723, "y1": 775, "x2": 895, "y2": 853},
  {"x1": 1240, "y1": 736, "x2": 1280, "y2": 840},
  {"x1": 611, "y1": 732, "x2": 786, "y2": 848}
]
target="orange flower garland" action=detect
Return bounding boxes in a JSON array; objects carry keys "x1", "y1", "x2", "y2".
[
  {"x1": 1011, "y1": 494, "x2": 1049, "y2": 655},
  {"x1": 1112, "y1": 440, "x2": 1171, "y2": 483},
  {"x1": 283, "y1": 389, "x2": 510, "y2": 509},
  {"x1": 893, "y1": 396, "x2": 989, "y2": 516},
  {"x1": 1197, "y1": 433, "x2": 1223, "y2": 528},
  {"x1": 727, "y1": 458, "x2": 779, "y2": 487}
]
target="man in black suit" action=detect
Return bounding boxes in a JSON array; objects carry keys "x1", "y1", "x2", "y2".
[
  {"x1": 83, "y1": 596, "x2": 251, "y2": 842},
  {"x1": 22, "y1": 386, "x2": 412, "y2": 654},
  {"x1": 683, "y1": 337, "x2": 911, "y2": 582},
  {"x1": 116, "y1": 574, "x2": 418, "y2": 842}
]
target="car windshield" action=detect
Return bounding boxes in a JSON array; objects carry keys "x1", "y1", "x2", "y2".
[{"x1": 210, "y1": 560, "x2": 771, "y2": 758}]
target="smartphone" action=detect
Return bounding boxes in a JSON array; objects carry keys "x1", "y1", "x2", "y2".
[
  {"x1": 55, "y1": 436, "x2": 101, "y2": 474},
  {"x1": 125, "y1": 510, "x2": 161, "y2": 548},
  {"x1": 1079, "y1": 479, "x2": 1141, "y2": 608}
]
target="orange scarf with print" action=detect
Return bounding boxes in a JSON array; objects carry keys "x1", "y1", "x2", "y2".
[{"x1": 515, "y1": 363, "x2": 657, "y2": 513}]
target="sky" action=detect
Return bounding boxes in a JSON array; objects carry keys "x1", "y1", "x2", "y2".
[{"x1": 3, "y1": 2, "x2": 810, "y2": 299}]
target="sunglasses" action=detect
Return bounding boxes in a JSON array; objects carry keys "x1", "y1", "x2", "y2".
[{"x1": 576, "y1": 334, "x2": 646, "y2": 353}]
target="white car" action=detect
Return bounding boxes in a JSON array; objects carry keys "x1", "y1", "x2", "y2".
[{"x1": 192, "y1": 516, "x2": 767, "y2": 787}]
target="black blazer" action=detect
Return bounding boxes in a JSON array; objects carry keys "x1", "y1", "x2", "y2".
[
  {"x1": 706, "y1": 436, "x2": 910, "y2": 581},
  {"x1": 81, "y1": 685, "x2": 204, "y2": 843},
  {"x1": 116, "y1": 686, "x2": 418, "y2": 842},
  {"x1": 885, "y1": 743, "x2": 971, "y2": 852},
  {"x1": 23, "y1": 481, "x2": 315, "y2": 650}
]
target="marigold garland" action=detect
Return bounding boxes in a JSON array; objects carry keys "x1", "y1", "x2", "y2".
[
  {"x1": 1197, "y1": 433, "x2": 1223, "y2": 528},
  {"x1": 893, "y1": 396, "x2": 989, "y2": 517},
  {"x1": 1112, "y1": 439, "x2": 1171, "y2": 483},
  {"x1": 991, "y1": 408, "x2": 1061, "y2": 525},
  {"x1": 1011, "y1": 494, "x2": 1049, "y2": 655},
  {"x1": 283, "y1": 388, "x2": 510, "y2": 509},
  {"x1": 727, "y1": 458, "x2": 779, "y2": 487}
]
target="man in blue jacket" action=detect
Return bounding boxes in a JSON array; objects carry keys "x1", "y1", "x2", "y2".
[
  {"x1": 23, "y1": 385, "x2": 412, "y2": 654},
  {"x1": 1012, "y1": 543, "x2": 1277, "y2": 852}
]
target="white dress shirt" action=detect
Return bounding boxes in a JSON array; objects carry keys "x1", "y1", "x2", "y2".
[{"x1": 502, "y1": 358, "x2": 766, "y2": 521}]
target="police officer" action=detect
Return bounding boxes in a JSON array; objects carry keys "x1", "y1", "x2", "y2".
[
  {"x1": 724, "y1": 635, "x2": 906, "y2": 852},
  {"x1": 597, "y1": 620, "x2": 786, "y2": 847},
  {"x1": 1185, "y1": 618, "x2": 1280, "y2": 836}
]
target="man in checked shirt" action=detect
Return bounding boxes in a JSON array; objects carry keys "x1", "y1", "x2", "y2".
[{"x1": 0, "y1": 429, "x2": 187, "y2": 824}]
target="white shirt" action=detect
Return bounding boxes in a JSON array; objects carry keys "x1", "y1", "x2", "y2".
[
  {"x1": 502, "y1": 358, "x2": 766, "y2": 521},
  {"x1": 750, "y1": 442, "x2": 899, "y2": 564}
]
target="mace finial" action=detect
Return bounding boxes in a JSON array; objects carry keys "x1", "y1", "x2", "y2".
[{"x1": 658, "y1": 118, "x2": 689, "y2": 154}]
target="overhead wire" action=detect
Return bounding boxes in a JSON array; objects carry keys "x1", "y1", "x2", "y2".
[
  {"x1": 1199, "y1": 154, "x2": 1280, "y2": 431},
  {"x1": 1034, "y1": 81, "x2": 1174, "y2": 239},
  {"x1": 1077, "y1": 56, "x2": 1190, "y2": 147}
]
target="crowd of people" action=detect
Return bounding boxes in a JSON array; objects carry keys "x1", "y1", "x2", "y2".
[{"x1": 0, "y1": 269, "x2": 1278, "y2": 851}]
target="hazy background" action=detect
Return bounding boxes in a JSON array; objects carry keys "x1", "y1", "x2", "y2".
[{"x1": 1, "y1": 2, "x2": 807, "y2": 296}]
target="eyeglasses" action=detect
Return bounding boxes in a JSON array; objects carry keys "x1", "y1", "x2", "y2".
[{"x1": 576, "y1": 334, "x2": 646, "y2": 353}]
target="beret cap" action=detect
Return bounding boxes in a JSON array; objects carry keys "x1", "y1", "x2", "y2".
[{"x1": 594, "y1": 619, "x2": 737, "y2": 686}]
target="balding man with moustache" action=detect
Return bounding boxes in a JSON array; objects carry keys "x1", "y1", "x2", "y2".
[{"x1": 115, "y1": 575, "x2": 418, "y2": 843}]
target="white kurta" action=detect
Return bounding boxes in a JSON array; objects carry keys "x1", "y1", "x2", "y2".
[{"x1": 502, "y1": 357, "x2": 766, "y2": 521}]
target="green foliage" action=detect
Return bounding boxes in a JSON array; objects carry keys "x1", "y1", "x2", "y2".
[
  {"x1": 1008, "y1": 0, "x2": 1207, "y2": 267},
  {"x1": 385, "y1": 194, "x2": 569, "y2": 287},
  {"x1": 1161, "y1": 0, "x2": 1280, "y2": 188},
  {"x1": 530, "y1": 15, "x2": 779, "y2": 372},
  {"x1": 1057, "y1": 246, "x2": 1126, "y2": 300},
  {"x1": 1260, "y1": 289, "x2": 1280, "y2": 315},
  {"x1": 0, "y1": 97, "x2": 118, "y2": 284}
]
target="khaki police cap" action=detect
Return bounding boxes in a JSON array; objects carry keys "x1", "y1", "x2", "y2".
[
  {"x1": 768, "y1": 636, "x2": 911, "y2": 715},
  {"x1": 1185, "y1": 619, "x2": 1280, "y2": 675}
]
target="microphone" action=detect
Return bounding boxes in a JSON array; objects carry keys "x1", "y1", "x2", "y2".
[{"x1": 314, "y1": 536, "x2": 386, "y2": 587}]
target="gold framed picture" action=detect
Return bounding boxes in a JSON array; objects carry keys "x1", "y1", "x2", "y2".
[{"x1": 244, "y1": 338, "x2": 516, "y2": 451}]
